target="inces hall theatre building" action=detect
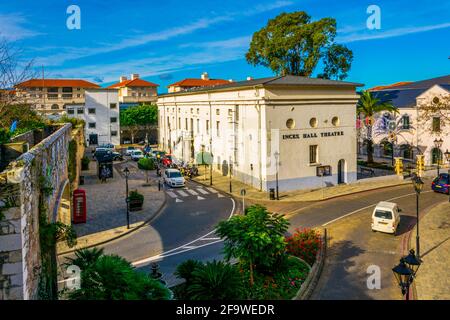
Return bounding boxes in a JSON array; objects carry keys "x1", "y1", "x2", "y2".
[{"x1": 157, "y1": 75, "x2": 363, "y2": 192}]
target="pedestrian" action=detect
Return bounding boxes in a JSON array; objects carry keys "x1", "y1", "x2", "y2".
[{"x1": 101, "y1": 166, "x2": 108, "y2": 183}]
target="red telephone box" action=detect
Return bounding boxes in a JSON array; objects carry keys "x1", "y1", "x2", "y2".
[{"x1": 73, "y1": 189, "x2": 87, "y2": 224}]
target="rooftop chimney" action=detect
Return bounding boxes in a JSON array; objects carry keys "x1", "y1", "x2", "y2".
[
  {"x1": 228, "y1": 79, "x2": 234, "y2": 82},
  {"x1": 201, "y1": 72, "x2": 209, "y2": 80},
  {"x1": 247, "y1": 76, "x2": 253, "y2": 81},
  {"x1": 131, "y1": 74, "x2": 139, "y2": 80},
  {"x1": 120, "y1": 76, "x2": 127, "y2": 82}
]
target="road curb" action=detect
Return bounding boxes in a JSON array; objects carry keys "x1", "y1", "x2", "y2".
[
  {"x1": 192, "y1": 177, "x2": 411, "y2": 205},
  {"x1": 58, "y1": 191, "x2": 168, "y2": 256}
]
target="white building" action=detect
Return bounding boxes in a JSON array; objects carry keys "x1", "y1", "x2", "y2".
[
  {"x1": 366, "y1": 75, "x2": 450, "y2": 166},
  {"x1": 157, "y1": 75, "x2": 363, "y2": 191},
  {"x1": 67, "y1": 89, "x2": 120, "y2": 146}
]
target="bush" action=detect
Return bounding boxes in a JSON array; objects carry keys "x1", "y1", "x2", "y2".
[
  {"x1": 0, "y1": 128, "x2": 11, "y2": 144},
  {"x1": 286, "y1": 228, "x2": 321, "y2": 265},
  {"x1": 185, "y1": 260, "x2": 244, "y2": 300},
  {"x1": 175, "y1": 259, "x2": 204, "y2": 284},
  {"x1": 68, "y1": 252, "x2": 171, "y2": 300},
  {"x1": 128, "y1": 190, "x2": 144, "y2": 202}
]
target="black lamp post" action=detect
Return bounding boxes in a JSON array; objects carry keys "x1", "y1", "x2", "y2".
[
  {"x1": 412, "y1": 175, "x2": 424, "y2": 258},
  {"x1": 392, "y1": 258, "x2": 414, "y2": 300},
  {"x1": 124, "y1": 167, "x2": 130, "y2": 229},
  {"x1": 434, "y1": 138, "x2": 443, "y2": 175},
  {"x1": 403, "y1": 249, "x2": 422, "y2": 277},
  {"x1": 445, "y1": 149, "x2": 450, "y2": 203},
  {"x1": 274, "y1": 151, "x2": 280, "y2": 200}
]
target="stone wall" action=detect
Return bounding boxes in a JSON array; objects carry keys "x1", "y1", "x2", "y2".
[{"x1": 0, "y1": 123, "x2": 74, "y2": 300}]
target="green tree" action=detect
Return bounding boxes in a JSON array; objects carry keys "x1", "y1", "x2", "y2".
[
  {"x1": 68, "y1": 253, "x2": 171, "y2": 300},
  {"x1": 246, "y1": 11, "x2": 353, "y2": 79},
  {"x1": 215, "y1": 205, "x2": 289, "y2": 286},
  {"x1": 357, "y1": 90, "x2": 398, "y2": 163},
  {"x1": 186, "y1": 260, "x2": 244, "y2": 300},
  {"x1": 137, "y1": 157, "x2": 155, "y2": 184},
  {"x1": 120, "y1": 104, "x2": 158, "y2": 143}
]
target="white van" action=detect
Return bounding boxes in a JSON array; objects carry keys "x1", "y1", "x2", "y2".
[{"x1": 371, "y1": 201, "x2": 401, "y2": 234}]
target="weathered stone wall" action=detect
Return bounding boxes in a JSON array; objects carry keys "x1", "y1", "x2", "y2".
[
  {"x1": 0, "y1": 123, "x2": 73, "y2": 300},
  {"x1": 70, "y1": 126, "x2": 85, "y2": 191}
]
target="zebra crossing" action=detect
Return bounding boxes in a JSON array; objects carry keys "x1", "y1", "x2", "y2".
[{"x1": 165, "y1": 186, "x2": 225, "y2": 202}]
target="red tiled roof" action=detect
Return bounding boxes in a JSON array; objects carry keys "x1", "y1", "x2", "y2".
[
  {"x1": 368, "y1": 81, "x2": 413, "y2": 91},
  {"x1": 16, "y1": 79, "x2": 100, "y2": 88},
  {"x1": 108, "y1": 78, "x2": 159, "y2": 88},
  {"x1": 167, "y1": 78, "x2": 229, "y2": 88}
]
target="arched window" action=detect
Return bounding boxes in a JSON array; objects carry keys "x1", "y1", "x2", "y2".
[{"x1": 51, "y1": 104, "x2": 59, "y2": 110}]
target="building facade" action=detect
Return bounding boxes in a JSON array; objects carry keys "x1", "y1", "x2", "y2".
[
  {"x1": 108, "y1": 74, "x2": 158, "y2": 104},
  {"x1": 67, "y1": 89, "x2": 120, "y2": 146},
  {"x1": 14, "y1": 79, "x2": 100, "y2": 115},
  {"x1": 167, "y1": 72, "x2": 230, "y2": 93},
  {"x1": 158, "y1": 75, "x2": 362, "y2": 191},
  {"x1": 365, "y1": 75, "x2": 450, "y2": 166}
]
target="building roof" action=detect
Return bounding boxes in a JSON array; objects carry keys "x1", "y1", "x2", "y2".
[
  {"x1": 368, "y1": 81, "x2": 413, "y2": 91},
  {"x1": 108, "y1": 78, "x2": 158, "y2": 88},
  {"x1": 167, "y1": 78, "x2": 230, "y2": 88},
  {"x1": 369, "y1": 74, "x2": 450, "y2": 108},
  {"x1": 16, "y1": 79, "x2": 100, "y2": 88},
  {"x1": 162, "y1": 75, "x2": 363, "y2": 96}
]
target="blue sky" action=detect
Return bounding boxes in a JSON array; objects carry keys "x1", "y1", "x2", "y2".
[{"x1": 1, "y1": 0, "x2": 449, "y2": 92}]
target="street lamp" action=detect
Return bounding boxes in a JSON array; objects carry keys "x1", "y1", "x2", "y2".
[
  {"x1": 124, "y1": 167, "x2": 130, "y2": 229},
  {"x1": 229, "y1": 156, "x2": 232, "y2": 193},
  {"x1": 403, "y1": 249, "x2": 421, "y2": 277},
  {"x1": 392, "y1": 258, "x2": 414, "y2": 300},
  {"x1": 445, "y1": 149, "x2": 450, "y2": 203},
  {"x1": 412, "y1": 175, "x2": 424, "y2": 258},
  {"x1": 274, "y1": 151, "x2": 280, "y2": 200},
  {"x1": 434, "y1": 138, "x2": 444, "y2": 175}
]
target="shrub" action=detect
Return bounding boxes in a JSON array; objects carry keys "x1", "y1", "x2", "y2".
[
  {"x1": 68, "y1": 253, "x2": 170, "y2": 300},
  {"x1": 186, "y1": 260, "x2": 244, "y2": 300},
  {"x1": 64, "y1": 247, "x2": 104, "y2": 270},
  {"x1": 285, "y1": 228, "x2": 321, "y2": 265},
  {"x1": 128, "y1": 190, "x2": 144, "y2": 202},
  {"x1": 137, "y1": 157, "x2": 155, "y2": 183},
  {"x1": 175, "y1": 259, "x2": 204, "y2": 284},
  {"x1": 0, "y1": 128, "x2": 11, "y2": 144}
]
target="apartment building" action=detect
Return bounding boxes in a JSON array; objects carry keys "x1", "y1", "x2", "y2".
[
  {"x1": 67, "y1": 89, "x2": 120, "y2": 146},
  {"x1": 158, "y1": 75, "x2": 362, "y2": 191},
  {"x1": 108, "y1": 74, "x2": 158, "y2": 104},
  {"x1": 365, "y1": 75, "x2": 450, "y2": 166},
  {"x1": 14, "y1": 79, "x2": 100, "y2": 114},
  {"x1": 167, "y1": 72, "x2": 230, "y2": 93}
]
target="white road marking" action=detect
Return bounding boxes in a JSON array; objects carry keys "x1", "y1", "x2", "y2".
[
  {"x1": 132, "y1": 197, "x2": 236, "y2": 267},
  {"x1": 166, "y1": 191, "x2": 177, "y2": 198},
  {"x1": 218, "y1": 193, "x2": 224, "y2": 198},
  {"x1": 197, "y1": 196, "x2": 205, "y2": 200},
  {"x1": 175, "y1": 198, "x2": 183, "y2": 203},
  {"x1": 322, "y1": 190, "x2": 433, "y2": 227},
  {"x1": 199, "y1": 237, "x2": 221, "y2": 241},
  {"x1": 177, "y1": 190, "x2": 189, "y2": 197},
  {"x1": 186, "y1": 189, "x2": 199, "y2": 196},
  {"x1": 197, "y1": 188, "x2": 210, "y2": 195},
  {"x1": 206, "y1": 187, "x2": 218, "y2": 193},
  {"x1": 181, "y1": 246, "x2": 197, "y2": 249}
]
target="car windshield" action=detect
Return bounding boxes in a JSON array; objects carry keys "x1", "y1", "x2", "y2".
[
  {"x1": 374, "y1": 210, "x2": 392, "y2": 219},
  {"x1": 133, "y1": 151, "x2": 142, "y2": 155},
  {"x1": 168, "y1": 171, "x2": 182, "y2": 178}
]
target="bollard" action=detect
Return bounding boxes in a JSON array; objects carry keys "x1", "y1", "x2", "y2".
[{"x1": 158, "y1": 180, "x2": 161, "y2": 191}]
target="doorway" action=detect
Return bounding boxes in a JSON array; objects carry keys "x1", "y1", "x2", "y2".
[
  {"x1": 338, "y1": 159, "x2": 346, "y2": 184},
  {"x1": 89, "y1": 134, "x2": 98, "y2": 145}
]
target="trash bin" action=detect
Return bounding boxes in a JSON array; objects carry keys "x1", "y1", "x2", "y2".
[
  {"x1": 79, "y1": 176, "x2": 85, "y2": 185},
  {"x1": 269, "y1": 188, "x2": 275, "y2": 200}
]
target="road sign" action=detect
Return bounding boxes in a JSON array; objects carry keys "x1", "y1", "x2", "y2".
[{"x1": 240, "y1": 189, "x2": 246, "y2": 196}]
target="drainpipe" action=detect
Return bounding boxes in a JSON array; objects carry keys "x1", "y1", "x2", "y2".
[{"x1": 254, "y1": 86, "x2": 263, "y2": 191}]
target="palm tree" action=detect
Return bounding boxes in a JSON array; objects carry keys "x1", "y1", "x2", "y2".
[{"x1": 357, "y1": 91, "x2": 398, "y2": 163}]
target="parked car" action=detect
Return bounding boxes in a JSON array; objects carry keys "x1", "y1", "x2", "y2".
[
  {"x1": 371, "y1": 201, "x2": 401, "y2": 234},
  {"x1": 432, "y1": 173, "x2": 450, "y2": 194},
  {"x1": 163, "y1": 168, "x2": 185, "y2": 187},
  {"x1": 99, "y1": 143, "x2": 115, "y2": 151},
  {"x1": 131, "y1": 150, "x2": 144, "y2": 161},
  {"x1": 125, "y1": 146, "x2": 137, "y2": 155},
  {"x1": 162, "y1": 155, "x2": 173, "y2": 167},
  {"x1": 93, "y1": 150, "x2": 115, "y2": 162},
  {"x1": 111, "y1": 151, "x2": 123, "y2": 161}
]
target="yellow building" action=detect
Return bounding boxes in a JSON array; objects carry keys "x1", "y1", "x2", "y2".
[{"x1": 108, "y1": 74, "x2": 158, "y2": 104}]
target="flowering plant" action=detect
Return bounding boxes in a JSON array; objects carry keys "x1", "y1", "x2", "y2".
[{"x1": 285, "y1": 228, "x2": 321, "y2": 265}]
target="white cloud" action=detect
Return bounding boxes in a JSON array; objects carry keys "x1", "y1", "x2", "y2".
[
  {"x1": 0, "y1": 13, "x2": 43, "y2": 41},
  {"x1": 337, "y1": 22, "x2": 450, "y2": 43},
  {"x1": 179, "y1": 35, "x2": 251, "y2": 49}
]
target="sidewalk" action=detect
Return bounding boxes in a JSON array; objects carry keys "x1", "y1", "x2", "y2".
[
  {"x1": 192, "y1": 170, "x2": 411, "y2": 203},
  {"x1": 57, "y1": 157, "x2": 166, "y2": 254},
  {"x1": 410, "y1": 201, "x2": 450, "y2": 300}
]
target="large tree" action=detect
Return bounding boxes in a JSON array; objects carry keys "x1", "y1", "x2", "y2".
[
  {"x1": 120, "y1": 104, "x2": 158, "y2": 143},
  {"x1": 357, "y1": 91, "x2": 398, "y2": 163},
  {"x1": 246, "y1": 11, "x2": 353, "y2": 80}
]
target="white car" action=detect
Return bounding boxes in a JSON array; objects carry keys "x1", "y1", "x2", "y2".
[
  {"x1": 130, "y1": 150, "x2": 144, "y2": 161},
  {"x1": 125, "y1": 146, "x2": 137, "y2": 155},
  {"x1": 371, "y1": 201, "x2": 401, "y2": 234},
  {"x1": 164, "y1": 169, "x2": 185, "y2": 188}
]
